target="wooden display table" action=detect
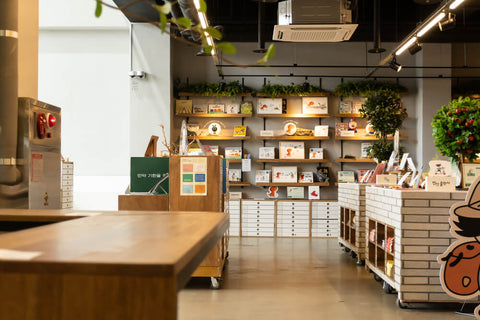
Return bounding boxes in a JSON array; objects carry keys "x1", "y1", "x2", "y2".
[
  {"x1": 0, "y1": 211, "x2": 228, "y2": 320},
  {"x1": 365, "y1": 186, "x2": 480, "y2": 307},
  {"x1": 337, "y1": 183, "x2": 369, "y2": 264},
  {"x1": 118, "y1": 194, "x2": 169, "y2": 211}
]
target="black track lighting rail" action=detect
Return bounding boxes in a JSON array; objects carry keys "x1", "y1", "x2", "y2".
[
  {"x1": 218, "y1": 74, "x2": 480, "y2": 80},
  {"x1": 216, "y1": 64, "x2": 480, "y2": 70}
]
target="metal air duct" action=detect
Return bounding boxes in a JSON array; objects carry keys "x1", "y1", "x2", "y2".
[{"x1": 0, "y1": 0, "x2": 21, "y2": 185}]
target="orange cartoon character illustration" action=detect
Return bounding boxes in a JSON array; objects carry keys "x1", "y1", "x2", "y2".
[
  {"x1": 266, "y1": 186, "x2": 278, "y2": 198},
  {"x1": 439, "y1": 176, "x2": 480, "y2": 318},
  {"x1": 260, "y1": 104, "x2": 268, "y2": 110},
  {"x1": 284, "y1": 122, "x2": 296, "y2": 135},
  {"x1": 307, "y1": 101, "x2": 315, "y2": 107},
  {"x1": 286, "y1": 148, "x2": 293, "y2": 157}
]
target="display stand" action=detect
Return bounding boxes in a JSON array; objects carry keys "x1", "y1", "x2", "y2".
[{"x1": 169, "y1": 155, "x2": 228, "y2": 289}]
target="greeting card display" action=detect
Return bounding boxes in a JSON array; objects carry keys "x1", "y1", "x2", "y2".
[
  {"x1": 272, "y1": 166, "x2": 297, "y2": 183},
  {"x1": 192, "y1": 104, "x2": 207, "y2": 114},
  {"x1": 208, "y1": 104, "x2": 224, "y2": 114},
  {"x1": 257, "y1": 98, "x2": 282, "y2": 114},
  {"x1": 279, "y1": 141, "x2": 305, "y2": 159},
  {"x1": 226, "y1": 103, "x2": 240, "y2": 114},
  {"x1": 338, "y1": 101, "x2": 352, "y2": 114},
  {"x1": 256, "y1": 170, "x2": 271, "y2": 183},
  {"x1": 309, "y1": 148, "x2": 323, "y2": 160},
  {"x1": 302, "y1": 97, "x2": 328, "y2": 114},
  {"x1": 314, "y1": 125, "x2": 329, "y2": 137},
  {"x1": 240, "y1": 101, "x2": 253, "y2": 114},
  {"x1": 335, "y1": 123, "x2": 348, "y2": 136},
  {"x1": 298, "y1": 172, "x2": 314, "y2": 183},
  {"x1": 228, "y1": 169, "x2": 242, "y2": 182},
  {"x1": 259, "y1": 147, "x2": 275, "y2": 159},
  {"x1": 266, "y1": 186, "x2": 279, "y2": 199},
  {"x1": 287, "y1": 187, "x2": 304, "y2": 199},
  {"x1": 176, "y1": 99, "x2": 193, "y2": 114},
  {"x1": 308, "y1": 186, "x2": 320, "y2": 200},
  {"x1": 225, "y1": 147, "x2": 242, "y2": 159},
  {"x1": 316, "y1": 167, "x2": 330, "y2": 182},
  {"x1": 361, "y1": 143, "x2": 373, "y2": 158},
  {"x1": 233, "y1": 126, "x2": 247, "y2": 137},
  {"x1": 338, "y1": 171, "x2": 355, "y2": 183}
]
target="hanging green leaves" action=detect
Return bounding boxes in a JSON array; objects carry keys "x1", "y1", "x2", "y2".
[
  {"x1": 95, "y1": 0, "x2": 102, "y2": 17},
  {"x1": 174, "y1": 17, "x2": 192, "y2": 28},
  {"x1": 206, "y1": 26, "x2": 222, "y2": 40},
  {"x1": 257, "y1": 44, "x2": 275, "y2": 64},
  {"x1": 198, "y1": 0, "x2": 207, "y2": 13},
  {"x1": 160, "y1": 13, "x2": 167, "y2": 32},
  {"x1": 155, "y1": 2, "x2": 172, "y2": 15},
  {"x1": 216, "y1": 42, "x2": 236, "y2": 55}
]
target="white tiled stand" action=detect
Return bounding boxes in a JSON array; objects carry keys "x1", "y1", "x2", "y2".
[
  {"x1": 61, "y1": 161, "x2": 74, "y2": 209},
  {"x1": 365, "y1": 187, "x2": 480, "y2": 307},
  {"x1": 227, "y1": 200, "x2": 339, "y2": 238},
  {"x1": 337, "y1": 183, "x2": 368, "y2": 263}
]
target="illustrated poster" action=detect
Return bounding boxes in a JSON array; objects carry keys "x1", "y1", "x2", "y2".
[{"x1": 180, "y1": 157, "x2": 207, "y2": 196}]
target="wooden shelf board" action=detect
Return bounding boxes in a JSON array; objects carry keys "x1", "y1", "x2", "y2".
[
  {"x1": 257, "y1": 114, "x2": 330, "y2": 118},
  {"x1": 256, "y1": 93, "x2": 329, "y2": 98},
  {"x1": 256, "y1": 182, "x2": 330, "y2": 187},
  {"x1": 335, "y1": 136, "x2": 408, "y2": 141},
  {"x1": 256, "y1": 136, "x2": 329, "y2": 140},
  {"x1": 178, "y1": 92, "x2": 252, "y2": 97},
  {"x1": 256, "y1": 159, "x2": 329, "y2": 163},
  {"x1": 229, "y1": 182, "x2": 251, "y2": 187},
  {"x1": 335, "y1": 113, "x2": 362, "y2": 117},
  {"x1": 176, "y1": 113, "x2": 252, "y2": 118},
  {"x1": 335, "y1": 158, "x2": 376, "y2": 163},
  {"x1": 190, "y1": 136, "x2": 251, "y2": 141}
]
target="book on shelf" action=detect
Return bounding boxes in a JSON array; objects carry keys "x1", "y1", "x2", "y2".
[
  {"x1": 208, "y1": 104, "x2": 225, "y2": 114},
  {"x1": 255, "y1": 170, "x2": 271, "y2": 183},
  {"x1": 314, "y1": 125, "x2": 329, "y2": 137},
  {"x1": 233, "y1": 126, "x2": 247, "y2": 137},
  {"x1": 225, "y1": 147, "x2": 242, "y2": 159},
  {"x1": 361, "y1": 143, "x2": 373, "y2": 158},
  {"x1": 228, "y1": 169, "x2": 242, "y2": 182},
  {"x1": 337, "y1": 171, "x2": 355, "y2": 183},
  {"x1": 287, "y1": 186, "x2": 304, "y2": 199},
  {"x1": 316, "y1": 167, "x2": 329, "y2": 182},
  {"x1": 240, "y1": 101, "x2": 253, "y2": 114},
  {"x1": 272, "y1": 166, "x2": 297, "y2": 183},
  {"x1": 257, "y1": 98, "x2": 282, "y2": 114},
  {"x1": 367, "y1": 163, "x2": 386, "y2": 183},
  {"x1": 225, "y1": 103, "x2": 240, "y2": 114},
  {"x1": 192, "y1": 104, "x2": 207, "y2": 114},
  {"x1": 279, "y1": 141, "x2": 305, "y2": 159},
  {"x1": 308, "y1": 186, "x2": 320, "y2": 200},
  {"x1": 259, "y1": 147, "x2": 275, "y2": 159},
  {"x1": 202, "y1": 145, "x2": 219, "y2": 156},
  {"x1": 338, "y1": 101, "x2": 352, "y2": 114},
  {"x1": 357, "y1": 169, "x2": 370, "y2": 182},
  {"x1": 309, "y1": 148, "x2": 323, "y2": 160},
  {"x1": 335, "y1": 123, "x2": 348, "y2": 136},
  {"x1": 352, "y1": 98, "x2": 365, "y2": 114},
  {"x1": 302, "y1": 97, "x2": 328, "y2": 114},
  {"x1": 298, "y1": 172, "x2": 314, "y2": 183},
  {"x1": 176, "y1": 99, "x2": 193, "y2": 115}
]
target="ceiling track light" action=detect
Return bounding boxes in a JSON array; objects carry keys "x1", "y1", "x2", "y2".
[
  {"x1": 450, "y1": 0, "x2": 465, "y2": 9},
  {"x1": 408, "y1": 40, "x2": 423, "y2": 55},
  {"x1": 389, "y1": 57, "x2": 402, "y2": 73},
  {"x1": 395, "y1": 37, "x2": 418, "y2": 56},
  {"x1": 417, "y1": 12, "x2": 446, "y2": 37},
  {"x1": 439, "y1": 12, "x2": 456, "y2": 31}
]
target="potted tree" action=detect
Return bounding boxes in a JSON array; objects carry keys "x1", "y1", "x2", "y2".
[
  {"x1": 432, "y1": 96, "x2": 480, "y2": 163},
  {"x1": 360, "y1": 89, "x2": 408, "y2": 162}
]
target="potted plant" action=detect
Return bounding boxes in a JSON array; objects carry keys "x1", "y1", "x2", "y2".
[
  {"x1": 432, "y1": 96, "x2": 480, "y2": 163},
  {"x1": 333, "y1": 80, "x2": 407, "y2": 98},
  {"x1": 359, "y1": 89, "x2": 408, "y2": 162}
]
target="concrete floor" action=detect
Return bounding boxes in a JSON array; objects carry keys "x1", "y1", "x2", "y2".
[{"x1": 179, "y1": 238, "x2": 472, "y2": 320}]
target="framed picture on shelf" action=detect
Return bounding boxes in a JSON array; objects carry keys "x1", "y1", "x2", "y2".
[
  {"x1": 279, "y1": 141, "x2": 305, "y2": 159},
  {"x1": 302, "y1": 97, "x2": 328, "y2": 114},
  {"x1": 338, "y1": 101, "x2": 352, "y2": 114},
  {"x1": 228, "y1": 169, "x2": 242, "y2": 182},
  {"x1": 272, "y1": 166, "x2": 297, "y2": 183},
  {"x1": 192, "y1": 104, "x2": 207, "y2": 114},
  {"x1": 287, "y1": 187, "x2": 304, "y2": 199},
  {"x1": 335, "y1": 123, "x2": 348, "y2": 136},
  {"x1": 259, "y1": 147, "x2": 275, "y2": 159},
  {"x1": 233, "y1": 126, "x2": 247, "y2": 137},
  {"x1": 309, "y1": 148, "x2": 323, "y2": 160},
  {"x1": 255, "y1": 170, "x2": 271, "y2": 183},
  {"x1": 298, "y1": 172, "x2": 314, "y2": 183},
  {"x1": 225, "y1": 147, "x2": 242, "y2": 159},
  {"x1": 338, "y1": 171, "x2": 355, "y2": 183},
  {"x1": 257, "y1": 98, "x2": 282, "y2": 114},
  {"x1": 225, "y1": 103, "x2": 240, "y2": 114},
  {"x1": 208, "y1": 104, "x2": 224, "y2": 114},
  {"x1": 361, "y1": 143, "x2": 373, "y2": 158},
  {"x1": 308, "y1": 186, "x2": 320, "y2": 200},
  {"x1": 240, "y1": 101, "x2": 253, "y2": 114},
  {"x1": 176, "y1": 100, "x2": 193, "y2": 115},
  {"x1": 314, "y1": 125, "x2": 329, "y2": 137},
  {"x1": 461, "y1": 163, "x2": 480, "y2": 188}
]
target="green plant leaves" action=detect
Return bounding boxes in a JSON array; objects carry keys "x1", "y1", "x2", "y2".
[
  {"x1": 198, "y1": 0, "x2": 207, "y2": 13},
  {"x1": 216, "y1": 42, "x2": 236, "y2": 55},
  {"x1": 206, "y1": 27, "x2": 222, "y2": 40},
  {"x1": 160, "y1": 13, "x2": 167, "y2": 32},
  {"x1": 95, "y1": 1, "x2": 102, "y2": 17},
  {"x1": 334, "y1": 80, "x2": 407, "y2": 98},
  {"x1": 257, "y1": 44, "x2": 275, "y2": 65},
  {"x1": 174, "y1": 17, "x2": 192, "y2": 28},
  {"x1": 156, "y1": 2, "x2": 172, "y2": 15}
]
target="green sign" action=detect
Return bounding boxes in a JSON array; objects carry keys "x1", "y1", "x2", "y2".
[{"x1": 130, "y1": 157, "x2": 169, "y2": 194}]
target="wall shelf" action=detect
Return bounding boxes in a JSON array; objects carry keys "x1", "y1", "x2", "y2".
[
  {"x1": 257, "y1": 114, "x2": 330, "y2": 118},
  {"x1": 190, "y1": 136, "x2": 251, "y2": 141},
  {"x1": 229, "y1": 182, "x2": 251, "y2": 187},
  {"x1": 335, "y1": 158, "x2": 376, "y2": 163},
  {"x1": 178, "y1": 92, "x2": 252, "y2": 97},
  {"x1": 256, "y1": 182, "x2": 330, "y2": 187},
  {"x1": 227, "y1": 159, "x2": 243, "y2": 163},
  {"x1": 256, "y1": 159, "x2": 329, "y2": 163},
  {"x1": 335, "y1": 113, "x2": 362, "y2": 117},
  {"x1": 256, "y1": 93, "x2": 329, "y2": 98},
  {"x1": 176, "y1": 113, "x2": 252, "y2": 118},
  {"x1": 335, "y1": 136, "x2": 408, "y2": 141},
  {"x1": 256, "y1": 136, "x2": 329, "y2": 141}
]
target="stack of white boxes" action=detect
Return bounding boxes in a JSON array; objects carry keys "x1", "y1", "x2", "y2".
[
  {"x1": 228, "y1": 200, "x2": 241, "y2": 236},
  {"x1": 277, "y1": 201, "x2": 309, "y2": 237},
  {"x1": 311, "y1": 201, "x2": 339, "y2": 237},
  {"x1": 241, "y1": 200, "x2": 275, "y2": 237},
  {"x1": 61, "y1": 161, "x2": 74, "y2": 209}
]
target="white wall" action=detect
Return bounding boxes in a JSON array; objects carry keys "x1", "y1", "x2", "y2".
[{"x1": 39, "y1": 0, "x2": 130, "y2": 210}]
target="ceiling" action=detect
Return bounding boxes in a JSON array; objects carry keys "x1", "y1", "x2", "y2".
[{"x1": 205, "y1": 0, "x2": 480, "y2": 44}]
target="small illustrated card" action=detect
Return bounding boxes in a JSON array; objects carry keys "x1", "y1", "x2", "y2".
[
  {"x1": 208, "y1": 104, "x2": 224, "y2": 114},
  {"x1": 240, "y1": 101, "x2": 253, "y2": 114},
  {"x1": 257, "y1": 98, "x2": 282, "y2": 114},
  {"x1": 309, "y1": 148, "x2": 323, "y2": 160},
  {"x1": 228, "y1": 169, "x2": 242, "y2": 182},
  {"x1": 266, "y1": 186, "x2": 279, "y2": 199},
  {"x1": 314, "y1": 125, "x2": 329, "y2": 137},
  {"x1": 279, "y1": 141, "x2": 305, "y2": 159},
  {"x1": 287, "y1": 186, "x2": 304, "y2": 199},
  {"x1": 308, "y1": 186, "x2": 320, "y2": 200},
  {"x1": 302, "y1": 97, "x2": 328, "y2": 114},
  {"x1": 225, "y1": 103, "x2": 240, "y2": 114},
  {"x1": 338, "y1": 171, "x2": 355, "y2": 183},
  {"x1": 429, "y1": 160, "x2": 452, "y2": 176},
  {"x1": 192, "y1": 104, "x2": 207, "y2": 114},
  {"x1": 361, "y1": 143, "x2": 373, "y2": 158},
  {"x1": 176, "y1": 99, "x2": 193, "y2": 114},
  {"x1": 233, "y1": 126, "x2": 247, "y2": 137},
  {"x1": 298, "y1": 172, "x2": 314, "y2": 183},
  {"x1": 202, "y1": 145, "x2": 219, "y2": 156},
  {"x1": 338, "y1": 101, "x2": 352, "y2": 114},
  {"x1": 259, "y1": 147, "x2": 275, "y2": 159},
  {"x1": 335, "y1": 123, "x2": 348, "y2": 136},
  {"x1": 352, "y1": 99, "x2": 365, "y2": 114},
  {"x1": 225, "y1": 147, "x2": 242, "y2": 159},
  {"x1": 272, "y1": 166, "x2": 297, "y2": 183},
  {"x1": 255, "y1": 170, "x2": 271, "y2": 183}
]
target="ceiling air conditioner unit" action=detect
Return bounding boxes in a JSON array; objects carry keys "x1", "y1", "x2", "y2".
[{"x1": 273, "y1": 0, "x2": 358, "y2": 42}]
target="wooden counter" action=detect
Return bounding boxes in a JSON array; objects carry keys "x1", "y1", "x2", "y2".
[
  {"x1": 0, "y1": 208, "x2": 103, "y2": 222},
  {"x1": 0, "y1": 211, "x2": 228, "y2": 320}
]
